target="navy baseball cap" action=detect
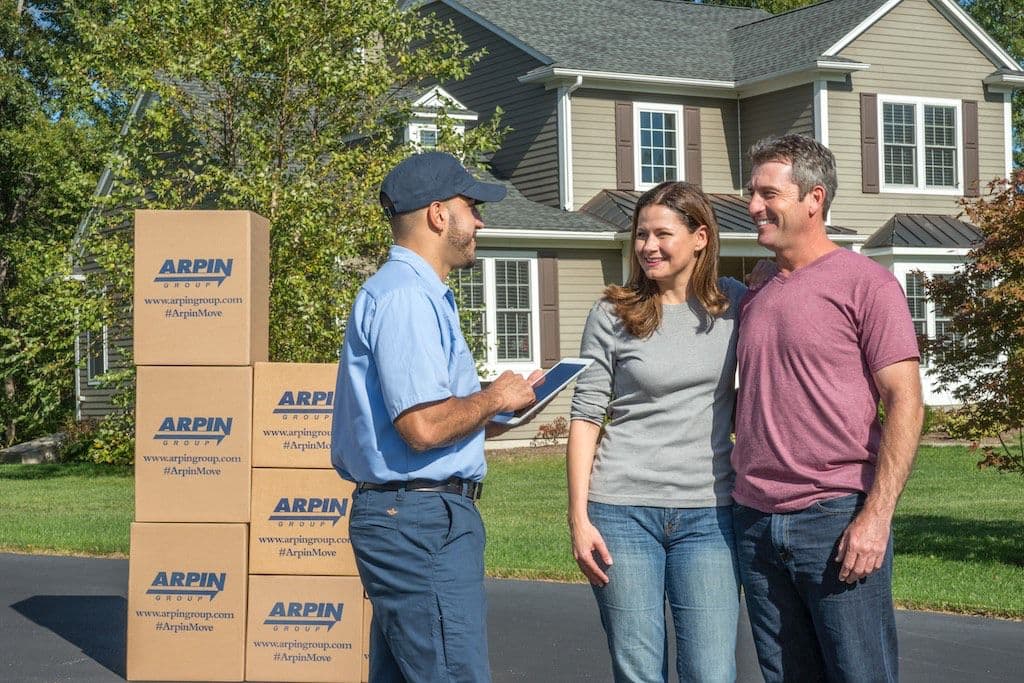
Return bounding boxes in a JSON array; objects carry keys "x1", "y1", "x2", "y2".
[{"x1": 379, "y1": 151, "x2": 507, "y2": 218}]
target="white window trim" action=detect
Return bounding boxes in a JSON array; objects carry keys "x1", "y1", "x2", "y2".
[
  {"x1": 633, "y1": 102, "x2": 685, "y2": 191},
  {"x1": 878, "y1": 95, "x2": 963, "y2": 196},
  {"x1": 405, "y1": 121, "x2": 464, "y2": 152},
  {"x1": 895, "y1": 262, "x2": 961, "y2": 368},
  {"x1": 85, "y1": 326, "x2": 109, "y2": 386},
  {"x1": 471, "y1": 251, "x2": 541, "y2": 380}
]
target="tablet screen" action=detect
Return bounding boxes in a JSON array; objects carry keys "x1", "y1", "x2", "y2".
[
  {"x1": 517, "y1": 361, "x2": 589, "y2": 417},
  {"x1": 490, "y1": 359, "x2": 592, "y2": 425}
]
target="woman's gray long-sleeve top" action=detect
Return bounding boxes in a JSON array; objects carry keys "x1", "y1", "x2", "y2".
[{"x1": 569, "y1": 277, "x2": 747, "y2": 508}]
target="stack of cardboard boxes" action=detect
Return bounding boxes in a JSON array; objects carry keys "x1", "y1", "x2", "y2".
[{"x1": 126, "y1": 210, "x2": 369, "y2": 682}]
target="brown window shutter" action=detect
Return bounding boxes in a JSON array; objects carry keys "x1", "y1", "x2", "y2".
[
  {"x1": 615, "y1": 102, "x2": 634, "y2": 190},
  {"x1": 683, "y1": 106, "x2": 702, "y2": 187},
  {"x1": 537, "y1": 252, "x2": 560, "y2": 369},
  {"x1": 860, "y1": 93, "x2": 879, "y2": 194},
  {"x1": 963, "y1": 100, "x2": 980, "y2": 197}
]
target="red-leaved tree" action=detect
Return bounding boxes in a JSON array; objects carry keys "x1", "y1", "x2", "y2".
[{"x1": 926, "y1": 170, "x2": 1024, "y2": 474}]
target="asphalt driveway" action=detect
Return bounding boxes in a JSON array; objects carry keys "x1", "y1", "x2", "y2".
[{"x1": 2, "y1": 552, "x2": 1022, "y2": 682}]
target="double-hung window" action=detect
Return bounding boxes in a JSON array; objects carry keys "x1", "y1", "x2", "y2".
[
  {"x1": 449, "y1": 253, "x2": 540, "y2": 378},
  {"x1": 904, "y1": 271, "x2": 961, "y2": 366},
  {"x1": 634, "y1": 103, "x2": 683, "y2": 189},
  {"x1": 880, "y1": 96, "x2": 962, "y2": 194}
]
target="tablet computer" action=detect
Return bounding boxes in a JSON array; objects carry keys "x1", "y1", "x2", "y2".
[{"x1": 489, "y1": 357, "x2": 593, "y2": 426}]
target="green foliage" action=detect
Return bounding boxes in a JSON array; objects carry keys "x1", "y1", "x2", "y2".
[
  {"x1": 959, "y1": 0, "x2": 1023, "y2": 168},
  {"x1": 86, "y1": 368, "x2": 136, "y2": 466},
  {"x1": 925, "y1": 171, "x2": 1024, "y2": 473},
  {"x1": 65, "y1": 0, "x2": 507, "y2": 459},
  {"x1": 59, "y1": 417, "x2": 99, "y2": 463},
  {"x1": 701, "y1": 0, "x2": 819, "y2": 15},
  {"x1": 0, "y1": 3, "x2": 113, "y2": 446}
]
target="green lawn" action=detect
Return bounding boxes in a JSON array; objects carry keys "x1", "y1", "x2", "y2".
[
  {"x1": 0, "y1": 463, "x2": 133, "y2": 556},
  {"x1": 481, "y1": 445, "x2": 1024, "y2": 619},
  {"x1": 1, "y1": 446, "x2": 1022, "y2": 618}
]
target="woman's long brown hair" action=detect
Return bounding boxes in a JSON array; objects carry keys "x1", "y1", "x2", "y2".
[{"x1": 605, "y1": 181, "x2": 728, "y2": 338}]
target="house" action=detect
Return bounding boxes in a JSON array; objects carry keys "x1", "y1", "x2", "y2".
[
  {"x1": 76, "y1": 0, "x2": 1023, "y2": 443},
  {"x1": 409, "y1": 0, "x2": 1022, "y2": 428}
]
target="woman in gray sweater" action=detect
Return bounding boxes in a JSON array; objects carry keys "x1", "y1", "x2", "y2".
[{"x1": 568, "y1": 181, "x2": 746, "y2": 683}]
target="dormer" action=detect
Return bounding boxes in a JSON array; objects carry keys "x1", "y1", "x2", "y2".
[{"x1": 403, "y1": 86, "x2": 478, "y2": 151}]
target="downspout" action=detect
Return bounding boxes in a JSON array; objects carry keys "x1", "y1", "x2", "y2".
[
  {"x1": 558, "y1": 75, "x2": 584, "y2": 210},
  {"x1": 813, "y1": 79, "x2": 833, "y2": 225},
  {"x1": 736, "y1": 96, "x2": 743, "y2": 195}
]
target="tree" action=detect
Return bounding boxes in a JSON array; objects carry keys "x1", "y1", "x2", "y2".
[
  {"x1": 69, "y1": 0, "x2": 506, "y2": 462},
  {"x1": 701, "y1": 0, "x2": 818, "y2": 15},
  {"x1": 960, "y1": 0, "x2": 1023, "y2": 168},
  {"x1": 925, "y1": 172, "x2": 1024, "y2": 474},
  {"x1": 0, "y1": 2, "x2": 112, "y2": 446}
]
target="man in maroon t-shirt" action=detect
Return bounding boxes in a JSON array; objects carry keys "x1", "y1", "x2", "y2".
[{"x1": 732, "y1": 134, "x2": 923, "y2": 683}]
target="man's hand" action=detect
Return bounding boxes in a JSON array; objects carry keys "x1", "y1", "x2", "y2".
[
  {"x1": 486, "y1": 369, "x2": 542, "y2": 413},
  {"x1": 484, "y1": 369, "x2": 544, "y2": 438},
  {"x1": 570, "y1": 516, "x2": 612, "y2": 587},
  {"x1": 835, "y1": 508, "x2": 891, "y2": 583}
]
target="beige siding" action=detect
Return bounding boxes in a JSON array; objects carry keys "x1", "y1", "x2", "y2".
[
  {"x1": 490, "y1": 249, "x2": 622, "y2": 443},
  {"x1": 570, "y1": 89, "x2": 741, "y2": 209},
  {"x1": 427, "y1": 4, "x2": 560, "y2": 206},
  {"x1": 828, "y1": 0, "x2": 1007, "y2": 233},
  {"x1": 740, "y1": 84, "x2": 815, "y2": 168}
]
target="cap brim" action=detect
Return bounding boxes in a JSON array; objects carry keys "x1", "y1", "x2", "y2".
[{"x1": 462, "y1": 180, "x2": 507, "y2": 204}]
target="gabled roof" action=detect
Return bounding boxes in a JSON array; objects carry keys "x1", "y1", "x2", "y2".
[
  {"x1": 444, "y1": 0, "x2": 769, "y2": 81},
  {"x1": 729, "y1": 0, "x2": 891, "y2": 81},
  {"x1": 863, "y1": 213, "x2": 983, "y2": 249},
  {"x1": 438, "y1": 0, "x2": 1022, "y2": 87},
  {"x1": 580, "y1": 189, "x2": 857, "y2": 237}
]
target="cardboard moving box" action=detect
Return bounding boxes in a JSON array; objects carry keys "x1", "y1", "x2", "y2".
[
  {"x1": 246, "y1": 575, "x2": 364, "y2": 683},
  {"x1": 250, "y1": 468, "x2": 357, "y2": 575},
  {"x1": 135, "y1": 366, "x2": 252, "y2": 522},
  {"x1": 253, "y1": 362, "x2": 337, "y2": 468},
  {"x1": 134, "y1": 210, "x2": 269, "y2": 366},
  {"x1": 127, "y1": 523, "x2": 248, "y2": 682}
]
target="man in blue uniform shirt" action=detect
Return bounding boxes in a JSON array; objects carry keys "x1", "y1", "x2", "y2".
[{"x1": 332, "y1": 151, "x2": 541, "y2": 682}]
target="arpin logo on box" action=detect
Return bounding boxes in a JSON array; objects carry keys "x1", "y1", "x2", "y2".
[
  {"x1": 265, "y1": 602, "x2": 345, "y2": 631},
  {"x1": 270, "y1": 497, "x2": 348, "y2": 526},
  {"x1": 274, "y1": 390, "x2": 334, "y2": 420},
  {"x1": 155, "y1": 416, "x2": 233, "y2": 445},
  {"x1": 146, "y1": 571, "x2": 227, "y2": 601},
  {"x1": 154, "y1": 258, "x2": 234, "y2": 288}
]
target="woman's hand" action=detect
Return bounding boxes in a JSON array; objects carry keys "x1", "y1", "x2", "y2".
[
  {"x1": 570, "y1": 517, "x2": 613, "y2": 587},
  {"x1": 746, "y1": 258, "x2": 779, "y2": 287}
]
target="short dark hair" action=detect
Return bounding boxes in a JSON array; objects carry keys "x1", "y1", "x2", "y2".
[{"x1": 749, "y1": 134, "x2": 838, "y2": 216}]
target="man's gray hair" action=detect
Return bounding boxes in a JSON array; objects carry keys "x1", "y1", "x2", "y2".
[{"x1": 749, "y1": 134, "x2": 838, "y2": 216}]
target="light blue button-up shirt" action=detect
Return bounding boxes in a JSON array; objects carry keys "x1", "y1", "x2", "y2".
[{"x1": 331, "y1": 245, "x2": 485, "y2": 484}]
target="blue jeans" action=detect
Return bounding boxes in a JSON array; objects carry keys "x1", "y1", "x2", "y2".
[
  {"x1": 588, "y1": 502, "x2": 740, "y2": 683},
  {"x1": 733, "y1": 494, "x2": 898, "y2": 683},
  {"x1": 349, "y1": 488, "x2": 490, "y2": 683}
]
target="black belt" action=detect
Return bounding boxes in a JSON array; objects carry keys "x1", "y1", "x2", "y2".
[{"x1": 357, "y1": 477, "x2": 483, "y2": 501}]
